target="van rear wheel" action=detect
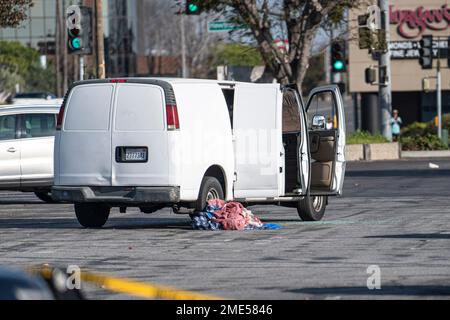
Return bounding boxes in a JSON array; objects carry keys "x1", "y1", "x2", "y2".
[
  {"x1": 74, "y1": 203, "x2": 110, "y2": 228},
  {"x1": 297, "y1": 195, "x2": 327, "y2": 221},
  {"x1": 195, "y1": 176, "x2": 224, "y2": 212}
]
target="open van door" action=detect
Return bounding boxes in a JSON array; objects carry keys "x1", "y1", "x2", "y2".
[
  {"x1": 281, "y1": 87, "x2": 310, "y2": 196},
  {"x1": 305, "y1": 85, "x2": 346, "y2": 196},
  {"x1": 233, "y1": 83, "x2": 283, "y2": 199}
]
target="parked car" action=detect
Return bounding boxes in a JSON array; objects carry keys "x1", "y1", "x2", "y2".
[
  {"x1": 52, "y1": 78, "x2": 346, "y2": 228},
  {"x1": 0, "y1": 104, "x2": 60, "y2": 202},
  {"x1": 11, "y1": 92, "x2": 62, "y2": 106}
]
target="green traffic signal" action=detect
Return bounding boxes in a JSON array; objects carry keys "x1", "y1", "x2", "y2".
[
  {"x1": 71, "y1": 38, "x2": 82, "y2": 50},
  {"x1": 185, "y1": 1, "x2": 201, "y2": 15},
  {"x1": 188, "y1": 3, "x2": 199, "y2": 13},
  {"x1": 333, "y1": 60, "x2": 344, "y2": 71}
]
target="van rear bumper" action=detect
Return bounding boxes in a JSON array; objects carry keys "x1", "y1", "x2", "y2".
[{"x1": 51, "y1": 186, "x2": 180, "y2": 204}]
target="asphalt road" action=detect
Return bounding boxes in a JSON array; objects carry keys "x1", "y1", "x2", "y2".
[{"x1": 0, "y1": 158, "x2": 449, "y2": 300}]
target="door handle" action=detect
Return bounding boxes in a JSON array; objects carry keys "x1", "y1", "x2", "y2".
[{"x1": 7, "y1": 147, "x2": 16, "y2": 153}]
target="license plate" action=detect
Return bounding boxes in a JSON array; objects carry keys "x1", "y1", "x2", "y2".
[
  {"x1": 117, "y1": 147, "x2": 148, "y2": 163},
  {"x1": 125, "y1": 149, "x2": 147, "y2": 161}
]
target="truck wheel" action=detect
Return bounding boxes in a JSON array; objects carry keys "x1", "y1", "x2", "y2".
[
  {"x1": 74, "y1": 203, "x2": 110, "y2": 228},
  {"x1": 35, "y1": 191, "x2": 56, "y2": 203},
  {"x1": 195, "y1": 176, "x2": 224, "y2": 212},
  {"x1": 297, "y1": 195, "x2": 327, "y2": 221}
]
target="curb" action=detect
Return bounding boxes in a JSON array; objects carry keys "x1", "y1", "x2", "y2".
[
  {"x1": 401, "y1": 150, "x2": 450, "y2": 159},
  {"x1": 346, "y1": 142, "x2": 400, "y2": 161}
]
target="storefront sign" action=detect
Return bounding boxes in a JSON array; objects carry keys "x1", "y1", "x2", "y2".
[
  {"x1": 389, "y1": 40, "x2": 448, "y2": 59},
  {"x1": 390, "y1": 4, "x2": 450, "y2": 39}
]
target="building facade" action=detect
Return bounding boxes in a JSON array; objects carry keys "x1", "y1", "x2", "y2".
[
  {"x1": 0, "y1": 0, "x2": 164, "y2": 80},
  {"x1": 349, "y1": 0, "x2": 450, "y2": 129}
]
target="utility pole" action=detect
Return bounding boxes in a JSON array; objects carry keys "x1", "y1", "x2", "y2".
[
  {"x1": 95, "y1": 0, "x2": 105, "y2": 79},
  {"x1": 378, "y1": 0, "x2": 392, "y2": 140},
  {"x1": 62, "y1": 0, "x2": 68, "y2": 94},
  {"x1": 55, "y1": 0, "x2": 62, "y2": 97},
  {"x1": 180, "y1": 13, "x2": 188, "y2": 78}
]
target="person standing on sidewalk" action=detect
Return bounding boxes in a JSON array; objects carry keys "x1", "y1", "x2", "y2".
[{"x1": 390, "y1": 109, "x2": 403, "y2": 142}]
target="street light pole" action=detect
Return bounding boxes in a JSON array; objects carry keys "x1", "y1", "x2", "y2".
[{"x1": 378, "y1": 0, "x2": 392, "y2": 140}]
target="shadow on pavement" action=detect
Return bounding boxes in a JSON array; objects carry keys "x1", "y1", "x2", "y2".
[
  {"x1": 0, "y1": 217, "x2": 192, "y2": 230},
  {"x1": 365, "y1": 233, "x2": 450, "y2": 240},
  {"x1": 346, "y1": 169, "x2": 450, "y2": 178},
  {"x1": 286, "y1": 285, "x2": 450, "y2": 296},
  {"x1": 0, "y1": 201, "x2": 47, "y2": 205}
]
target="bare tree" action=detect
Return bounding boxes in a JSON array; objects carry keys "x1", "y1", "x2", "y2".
[
  {"x1": 0, "y1": 0, "x2": 33, "y2": 28},
  {"x1": 198, "y1": 0, "x2": 363, "y2": 87},
  {"x1": 143, "y1": 0, "x2": 223, "y2": 78}
]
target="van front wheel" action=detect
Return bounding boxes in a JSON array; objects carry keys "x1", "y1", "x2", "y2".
[
  {"x1": 74, "y1": 203, "x2": 110, "y2": 228},
  {"x1": 195, "y1": 176, "x2": 224, "y2": 212},
  {"x1": 297, "y1": 195, "x2": 327, "y2": 221}
]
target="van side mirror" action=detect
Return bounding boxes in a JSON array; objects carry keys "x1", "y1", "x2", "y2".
[{"x1": 311, "y1": 115, "x2": 326, "y2": 130}]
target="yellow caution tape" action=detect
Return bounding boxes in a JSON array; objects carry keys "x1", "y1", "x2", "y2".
[{"x1": 29, "y1": 265, "x2": 223, "y2": 300}]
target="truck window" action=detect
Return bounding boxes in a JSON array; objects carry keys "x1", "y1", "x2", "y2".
[
  {"x1": 282, "y1": 90, "x2": 301, "y2": 133},
  {"x1": 221, "y1": 88, "x2": 234, "y2": 129}
]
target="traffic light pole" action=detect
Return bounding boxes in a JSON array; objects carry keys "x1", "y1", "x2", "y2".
[
  {"x1": 180, "y1": 13, "x2": 188, "y2": 78},
  {"x1": 378, "y1": 0, "x2": 392, "y2": 141},
  {"x1": 80, "y1": 56, "x2": 85, "y2": 80}
]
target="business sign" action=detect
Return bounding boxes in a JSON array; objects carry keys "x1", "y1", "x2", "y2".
[
  {"x1": 389, "y1": 39, "x2": 448, "y2": 59},
  {"x1": 390, "y1": 4, "x2": 450, "y2": 39}
]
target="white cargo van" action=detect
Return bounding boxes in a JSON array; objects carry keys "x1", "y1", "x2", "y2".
[{"x1": 52, "y1": 78, "x2": 346, "y2": 228}]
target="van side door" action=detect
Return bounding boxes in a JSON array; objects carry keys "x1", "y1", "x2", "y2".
[
  {"x1": 281, "y1": 87, "x2": 310, "y2": 196},
  {"x1": 305, "y1": 85, "x2": 346, "y2": 195},
  {"x1": 233, "y1": 83, "x2": 283, "y2": 199}
]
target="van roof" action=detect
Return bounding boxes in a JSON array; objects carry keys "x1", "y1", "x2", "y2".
[{"x1": 72, "y1": 77, "x2": 275, "y2": 87}]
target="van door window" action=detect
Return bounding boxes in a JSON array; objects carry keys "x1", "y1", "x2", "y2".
[
  {"x1": 64, "y1": 84, "x2": 114, "y2": 131},
  {"x1": 0, "y1": 115, "x2": 17, "y2": 141},
  {"x1": 221, "y1": 88, "x2": 234, "y2": 128},
  {"x1": 20, "y1": 114, "x2": 56, "y2": 138},
  {"x1": 115, "y1": 84, "x2": 164, "y2": 131}
]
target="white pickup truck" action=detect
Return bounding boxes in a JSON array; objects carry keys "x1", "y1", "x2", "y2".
[{"x1": 52, "y1": 78, "x2": 346, "y2": 228}]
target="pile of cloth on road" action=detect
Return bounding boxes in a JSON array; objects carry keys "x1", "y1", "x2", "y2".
[{"x1": 190, "y1": 199, "x2": 281, "y2": 231}]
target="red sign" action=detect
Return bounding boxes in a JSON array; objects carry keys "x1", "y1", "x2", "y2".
[{"x1": 390, "y1": 4, "x2": 450, "y2": 39}]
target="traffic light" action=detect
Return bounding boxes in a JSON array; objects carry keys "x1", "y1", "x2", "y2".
[
  {"x1": 66, "y1": 5, "x2": 93, "y2": 55},
  {"x1": 358, "y1": 14, "x2": 372, "y2": 50},
  {"x1": 185, "y1": 0, "x2": 202, "y2": 15},
  {"x1": 419, "y1": 35, "x2": 433, "y2": 69},
  {"x1": 365, "y1": 67, "x2": 376, "y2": 84},
  {"x1": 331, "y1": 41, "x2": 346, "y2": 73}
]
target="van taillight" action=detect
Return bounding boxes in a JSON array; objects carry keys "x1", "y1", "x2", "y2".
[
  {"x1": 166, "y1": 104, "x2": 179, "y2": 130},
  {"x1": 56, "y1": 103, "x2": 65, "y2": 130}
]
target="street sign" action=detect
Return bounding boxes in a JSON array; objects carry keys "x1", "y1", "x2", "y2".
[{"x1": 207, "y1": 21, "x2": 246, "y2": 32}]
